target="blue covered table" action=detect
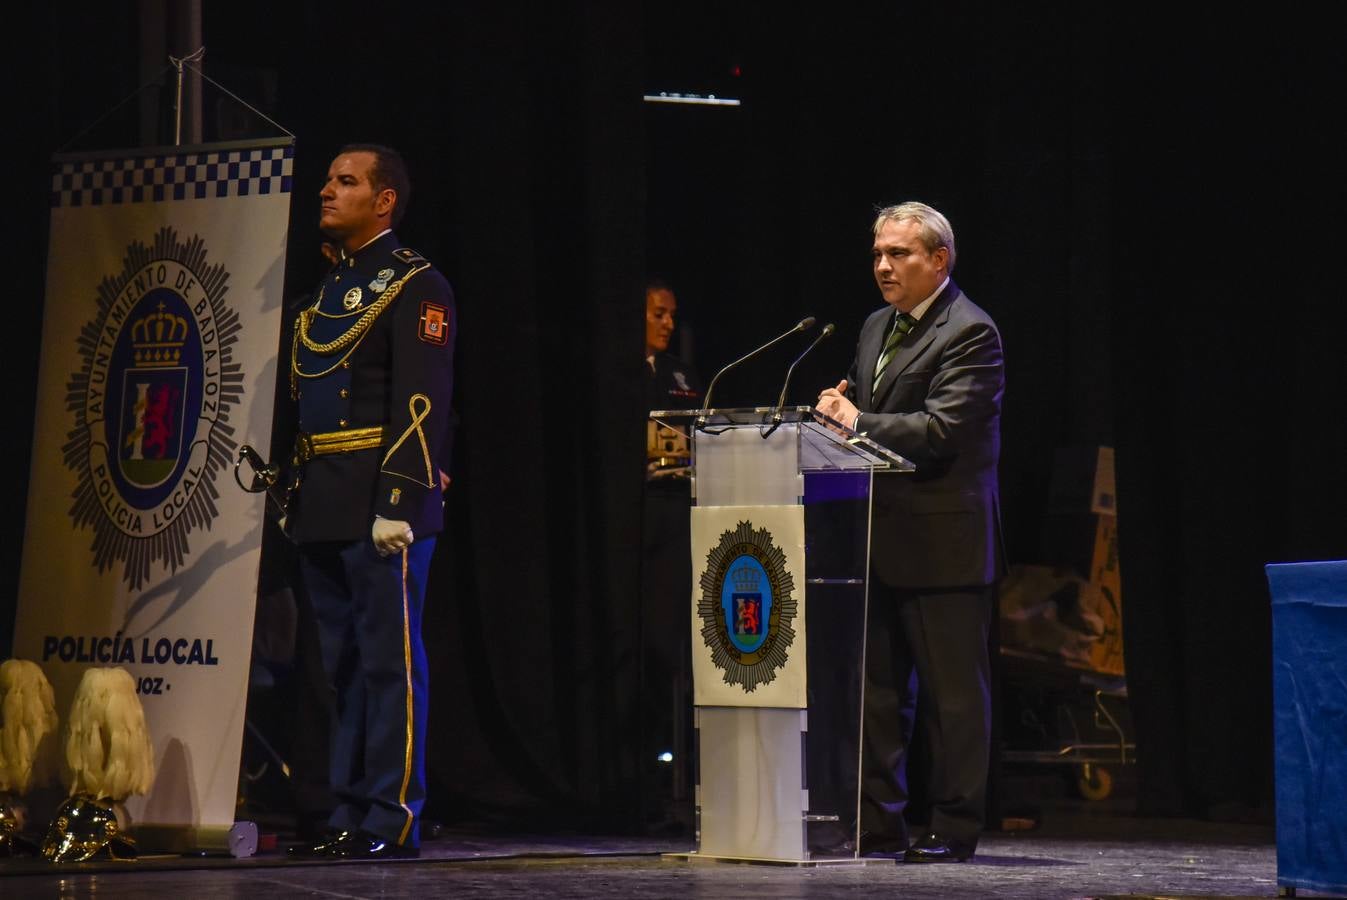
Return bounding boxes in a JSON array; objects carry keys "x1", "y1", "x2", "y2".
[{"x1": 1266, "y1": 560, "x2": 1347, "y2": 896}]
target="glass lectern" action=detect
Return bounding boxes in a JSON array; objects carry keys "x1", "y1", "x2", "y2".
[{"x1": 648, "y1": 406, "x2": 912, "y2": 864}]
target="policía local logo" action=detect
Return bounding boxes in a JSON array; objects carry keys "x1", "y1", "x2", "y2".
[
  {"x1": 64, "y1": 227, "x2": 242, "y2": 589},
  {"x1": 697, "y1": 520, "x2": 798, "y2": 692}
]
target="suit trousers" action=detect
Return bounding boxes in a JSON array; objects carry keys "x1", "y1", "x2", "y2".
[
  {"x1": 861, "y1": 582, "x2": 993, "y2": 846},
  {"x1": 299, "y1": 536, "x2": 436, "y2": 847}
]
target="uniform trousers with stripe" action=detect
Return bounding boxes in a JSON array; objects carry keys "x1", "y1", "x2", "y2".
[{"x1": 299, "y1": 537, "x2": 434, "y2": 847}]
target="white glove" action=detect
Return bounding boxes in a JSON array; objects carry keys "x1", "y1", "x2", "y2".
[{"x1": 372, "y1": 517, "x2": 414, "y2": 557}]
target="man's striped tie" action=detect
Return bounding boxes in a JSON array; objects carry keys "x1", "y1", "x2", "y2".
[{"x1": 872, "y1": 311, "x2": 916, "y2": 400}]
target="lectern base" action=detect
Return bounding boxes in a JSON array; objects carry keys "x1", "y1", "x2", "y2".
[{"x1": 132, "y1": 821, "x2": 258, "y2": 857}]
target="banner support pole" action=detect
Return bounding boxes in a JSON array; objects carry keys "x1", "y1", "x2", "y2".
[{"x1": 169, "y1": 46, "x2": 206, "y2": 147}]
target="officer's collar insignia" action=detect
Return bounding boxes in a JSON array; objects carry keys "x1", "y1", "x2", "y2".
[
  {"x1": 370, "y1": 268, "x2": 395, "y2": 294},
  {"x1": 393, "y1": 247, "x2": 427, "y2": 265},
  {"x1": 343, "y1": 286, "x2": 364, "y2": 310}
]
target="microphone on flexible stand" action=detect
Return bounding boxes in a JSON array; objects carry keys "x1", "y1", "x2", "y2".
[
  {"x1": 762, "y1": 323, "x2": 835, "y2": 438},
  {"x1": 697, "y1": 316, "x2": 816, "y2": 431}
]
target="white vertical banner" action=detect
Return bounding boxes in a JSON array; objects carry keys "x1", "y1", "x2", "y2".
[
  {"x1": 13, "y1": 139, "x2": 293, "y2": 838},
  {"x1": 691, "y1": 505, "x2": 807, "y2": 708}
]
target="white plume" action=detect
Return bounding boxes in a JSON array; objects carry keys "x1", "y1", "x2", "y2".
[
  {"x1": 64, "y1": 667, "x2": 154, "y2": 802},
  {"x1": 0, "y1": 659, "x2": 61, "y2": 795}
]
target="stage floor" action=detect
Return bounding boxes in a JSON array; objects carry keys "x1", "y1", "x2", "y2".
[{"x1": 0, "y1": 809, "x2": 1326, "y2": 898}]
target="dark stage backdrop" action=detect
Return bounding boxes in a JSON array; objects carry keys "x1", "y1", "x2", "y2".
[{"x1": 9, "y1": 3, "x2": 1344, "y2": 830}]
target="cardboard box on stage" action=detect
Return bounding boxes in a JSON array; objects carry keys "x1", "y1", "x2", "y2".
[
  {"x1": 1040, "y1": 446, "x2": 1125, "y2": 676},
  {"x1": 1082, "y1": 514, "x2": 1124, "y2": 675}
]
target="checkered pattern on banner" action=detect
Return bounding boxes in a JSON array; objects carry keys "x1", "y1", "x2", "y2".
[{"x1": 51, "y1": 145, "x2": 294, "y2": 208}]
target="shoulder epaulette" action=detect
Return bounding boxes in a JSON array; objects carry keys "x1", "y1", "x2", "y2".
[{"x1": 393, "y1": 247, "x2": 427, "y2": 265}]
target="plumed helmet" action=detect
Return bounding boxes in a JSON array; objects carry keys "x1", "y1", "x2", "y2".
[
  {"x1": 0, "y1": 801, "x2": 40, "y2": 857},
  {"x1": 0, "y1": 801, "x2": 17, "y2": 838},
  {"x1": 0, "y1": 801, "x2": 21, "y2": 855},
  {"x1": 40, "y1": 794, "x2": 137, "y2": 863}
]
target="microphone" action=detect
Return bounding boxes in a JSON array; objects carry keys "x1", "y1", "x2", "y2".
[
  {"x1": 764, "y1": 323, "x2": 835, "y2": 437},
  {"x1": 698, "y1": 316, "x2": 816, "y2": 428}
]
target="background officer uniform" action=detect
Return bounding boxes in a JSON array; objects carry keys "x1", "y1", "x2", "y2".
[
  {"x1": 641, "y1": 350, "x2": 700, "y2": 830},
  {"x1": 289, "y1": 230, "x2": 456, "y2": 849}
]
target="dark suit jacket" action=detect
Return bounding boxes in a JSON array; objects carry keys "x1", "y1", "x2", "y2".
[{"x1": 844, "y1": 280, "x2": 1004, "y2": 589}]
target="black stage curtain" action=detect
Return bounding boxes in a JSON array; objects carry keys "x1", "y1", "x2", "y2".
[
  {"x1": 10, "y1": 2, "x2": 1344, "y2": 832},
  {"x1": 425, "y1": 2, "x2": 649, "y2": 829},
  {"x1": 1109, "y1": 14, "x2": 1346, "y2": 818}
]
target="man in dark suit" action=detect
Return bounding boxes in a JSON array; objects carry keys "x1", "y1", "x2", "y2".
[
  {"x1": 817, "y1": 202, "x2": 1003, "y2": 863},
  {"x1": 286, "y1": 144, "x2": 456, "y2": 860}
]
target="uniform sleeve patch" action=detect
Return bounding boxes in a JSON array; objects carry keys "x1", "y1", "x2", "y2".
[{"x1": 419, "y1": 301, "x2": 451, "y2": 345}]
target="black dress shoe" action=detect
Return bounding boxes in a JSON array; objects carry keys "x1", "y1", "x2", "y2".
[
  {"x1": 817, "y1": 830, "x2": 908, "y2": 859},
  {"x1": 323, "y1": 829, "x2": 420, "y2": 860},
  {"x1": 860, "y1": 831, "x2": 910, "y2": 859},
  {"x1": 903, "y1": 831, "x2": 975, "y2": 863}
]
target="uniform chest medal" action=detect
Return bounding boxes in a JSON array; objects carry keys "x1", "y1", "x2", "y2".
[
  {"x1": 369, "y1": 268, "x2": 395, "y2": 294},
  {"x1": 343, "y1": 286, "x2": 363, "y2": 310}
]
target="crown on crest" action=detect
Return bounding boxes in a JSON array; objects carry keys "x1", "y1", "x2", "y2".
[
  {"x1": 130, "y1": 302, "x2": 188, "y2": 367},
  {"x1": 731, "y1": 560, "x2": 761, "y2": 593}
]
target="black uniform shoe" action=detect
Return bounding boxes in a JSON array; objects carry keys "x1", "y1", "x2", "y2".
[
  {"x1": 323, "y1": 829, "x2": 420, "y2": 860},
  {"x1": 903, "y1": 831, "x2": 975, "y2": 863}
]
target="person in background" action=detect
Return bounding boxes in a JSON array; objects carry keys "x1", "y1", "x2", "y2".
[{"x1": 640, "y1": 279, "x2": 701, "y2": 833}]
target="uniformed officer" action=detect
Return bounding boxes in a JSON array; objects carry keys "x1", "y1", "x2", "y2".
[
  {"x1": 640, "y1": 280, "x2": 700, "y2": 832},
  {"x1": 286, "y1": 144, "x2": 455, "y2": 860},
  {"x1": 644, "y1": 279, "x2": 701, "y2": 476}
]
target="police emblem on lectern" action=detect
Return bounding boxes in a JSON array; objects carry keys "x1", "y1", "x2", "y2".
[
  {"x1": 64, "y1": 227, "x2": 242, "y2": 589},
  {"x1": 697, "y1": 520, "x2": 798, "y2": 692}
]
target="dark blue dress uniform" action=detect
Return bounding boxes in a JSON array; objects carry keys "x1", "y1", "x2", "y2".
[{"x1": 288, "y1": 230, "x2": 455, "y2": 849}]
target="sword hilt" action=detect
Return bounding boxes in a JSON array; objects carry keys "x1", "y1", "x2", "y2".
[{"x1": 235, "y1": 444, "x2": 289, "y2": 517}]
